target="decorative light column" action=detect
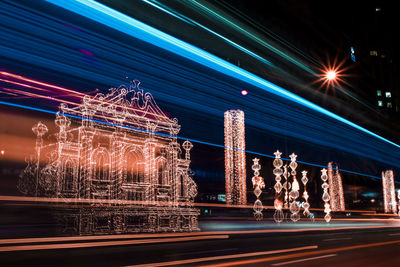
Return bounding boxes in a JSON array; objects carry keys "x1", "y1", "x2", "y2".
[
  {"x1": 382, "y1": 170, "x2": 397, "y2": 214},
  {"x1": 288, "y1": 153, "x2": 300, "y2": 222},
  {"x1": 301, "y1": 171, "x2": 310, "y2": 217},
  {"x1": 327, "y1": 162, "x2": 345, "y2": 211},
  {"x1": 321, "y1": 168, "x2": 331, "y2": 222},
  {"x1": 273, "y1": 150, "x2": 284, "y2": 223},
  {"x1": 251, "y1": 158, "x2": 265, "y2": 220},
  {"x1": 224, "y1": 110, "x2": 246, "y2": 205},
  {"x1": 397, "y1": 189, "x2": 400, "y2": 217}
]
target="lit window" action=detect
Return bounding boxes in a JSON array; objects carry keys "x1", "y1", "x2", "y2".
[
  {"x1": 370, "y1": 50, "x2": 378, "y2": 56},
  {"x1": 387, "y1": 102, "x2": 392, "y2": 108},
  {"x1": 378, "y1": 101, "x2": 383, "y2": 107},
  {"x1": 377, "y1": 90, "x2": 382, "y2": 96},
  {"x1": 385, "y1": 92, "x2": 391, "y2": 98}
]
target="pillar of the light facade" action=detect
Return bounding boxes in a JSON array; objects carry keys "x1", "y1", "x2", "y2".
[
  {"x1": 327, "y1": 162, "x2": 345, "y2": 211},
  {"x1": 224, "y1": 109, "x2": 246, "y2": 205},
  {"x1": 382, "y1": 170, "x2": 397, "y2": 214}
]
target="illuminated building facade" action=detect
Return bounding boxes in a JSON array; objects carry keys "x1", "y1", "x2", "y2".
[
  {"x1": 19, "y1": 81, "x2": 199, "y2": 234},
  {"x1": 224, "y1": 109, "x2": 246, "y2": 205}
]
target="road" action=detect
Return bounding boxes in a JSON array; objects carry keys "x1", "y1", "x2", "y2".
[{"x1": 1, "y1": 220, "x2": 400, "y2": 266}]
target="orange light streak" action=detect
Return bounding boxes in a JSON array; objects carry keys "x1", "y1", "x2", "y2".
[
  {"x1": 0, "y1": 235, "x2": 229, "y2": 252},
  {"x1": 204, "y1": 239, "x2": 400, "y2": 266}
]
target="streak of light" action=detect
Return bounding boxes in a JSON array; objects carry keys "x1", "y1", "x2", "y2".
[
  {"x1": 1, "y1": 99, "x2": 397, "y2": 184},
  {"x1": 0, "y1": 235, "x2": 229, "y2": 252},
  {"x1": 128, "y1": 245, "x2": 318, "y2": 267},
  {"x1": 270, "y1": 254, "x2": 337, "y2": 266},
  {"x1": 0, "y1": 71, "x2": 86, "y2": 96},
  {"x1": 205, "y1": 239, "x2": 400, "y2": 267},
  {"x1": 45, "y1": 0, "x2": 400, "y2": 152},
  {"x1": 182, "y1": 0, "x2": 316, "y2": 74},
  {"x1": 0, "y1": 195, "x2": 382, "y2": 214},
  {"x1": 142, "y1": 0, "x2": 275, "y2": 68},
  {"x1": 323, "y1": 237, "x2": 352, "y2": 241}
]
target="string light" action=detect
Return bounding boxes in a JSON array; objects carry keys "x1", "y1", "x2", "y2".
[
  {"x1": 382, "y1": 170, "x2": 397, "y2": 214},
  {"x1": 273, "y1": 150, "x2": 284, "y2": 223},
  {"x1": 288, "y1": 153, "x2": 300, "y2": 222},
  {"x1": 224, "y1": 110, "x2": 247, "y2": 205},
  {"x1": 327, "y1": 162, "x2": 345, "y2": 211},
  {"x1": 18, "y1": 81, "x2": 199, "y2": 234},
  {"x1": 301, "y1": 170, "x2": 310, "y2": 218},
  {"x1": 321, "y1": 168, "x2": 331, "y2": 222},
  {"x1": 251, "y1": 158, "x2": 264, "y2": 220}
]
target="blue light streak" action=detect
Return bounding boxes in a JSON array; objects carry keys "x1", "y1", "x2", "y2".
[
  {"x1": 1, "y1": 99, "x2": 395, "y2": 183},
  {"x1": 46, "y1": 0, "x2": 400, "y2": 150}
]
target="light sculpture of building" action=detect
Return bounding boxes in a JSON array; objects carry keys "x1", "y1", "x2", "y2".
[
  {"x1": 327, "y1": 162, "x2": 345, "y2": 211},
  {"x1": 19, "y1": 81, "x2": 199, "y2": 234},
  {"x1": 224, "y1": 109, "x2": 246, "y2": 205},
  {"x1": 382, "y1": 170, "x2": 397, "y2": 214}
]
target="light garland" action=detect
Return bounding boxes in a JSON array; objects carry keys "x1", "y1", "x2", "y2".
[
  {"x1": 327, "y1": 162, "x2": 345, "y2": 211},
  {"x1": 397, "y1": 189, "x2": 400, "y2": 217},
  {"x1": 288, "y1": 153, "x2": 300, "y2": 222},
  {"x1": 301, "y1": 170, "x2": 310, "y2": 217},
  {"x1": 273, "y1": 150, "x2": 284, "y2": 223},
  {"x1": 224, "y1": 110, "x2": 247, "y2": 205},
  {"x1": 382, "y1": 170, "x2": 397, "y2": 214},
  {"x1": 321, "y1": 168, "x2": 331, "y2": 222},
  {"x1": 251, "y1": 158, "x2": 265, "y2": 220}
]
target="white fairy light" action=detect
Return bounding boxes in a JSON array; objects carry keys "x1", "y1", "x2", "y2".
[
  {"x1": 273, "y1": 150, "x2": 284, "y2": 223},
  {"x1": 224, "y1": 110, "x2": 246, "y2": 205},
  {"x1": 382, "y1": 170, "x2": 397, "y2": 214},
  {"x1": 327, "y1": 162, "x2": 345, "y2": 211},
  {"x1": 397, "y1": 189, "x2": 400, "y2": 217},
  {"x1": 321, "y1": 168, "x2": 331, "y2": 222},
  {"x1": 251, "y1": 158, "x2": 265, "y2": 220},
  {"x1": 288, "y1": 153, "x2": 300, "y2": 222},
  {"x1": 19, "y1": 81, "x2": 199, "y2": 234},
  {"x1": 301, "y1": 170, "x2": 310, "y2": 217}
]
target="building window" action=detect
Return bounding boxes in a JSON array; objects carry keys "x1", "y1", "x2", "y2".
[
  {"x1": 370, "y1": 50, "x2": 378, "y2": 56},
  {"x1": 385, "y1": 92, "x2": 391, "y2": 98},
  {"x1": 125, "y1": 150, "x2": 145, "y2": 183},
  {"x1": 378, "y1": 101, "x2": 383, "y2": 107},
  {"x1": 377, "y1": 90, "x2": 382, "y2": 96},
  {"x1": 387, "y1": 102, "x2": 392, "y2": 108}
]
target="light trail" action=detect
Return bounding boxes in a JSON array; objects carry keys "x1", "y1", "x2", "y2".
[
  {"x1": 271, "y1": 254, "x2": 337, "y2": 266},
  {"x1": 204, "y1": 239, "x2": 400, "y2": 266},
  {"x1": 128, "y1": 245, "x2": 318, "y2": 267},
  {"x1": 0, "y1": 235, "x2": 229, "y2": 252},
  {"x1": 44, "y1": 0, "x2": 400, "y2": 151}
]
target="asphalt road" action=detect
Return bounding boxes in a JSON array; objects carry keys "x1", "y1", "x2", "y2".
[{"x1": 1, "y1": 224, "x2": 400, "y2": 266}]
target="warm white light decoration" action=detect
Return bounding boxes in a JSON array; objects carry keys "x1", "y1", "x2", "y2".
[
  {"x1": 301, "y1": 170, "x2": 310, "y2": 217},
  {"x1": 327, "y1": 162, "x2": 345, "y2": 211},
  {"x1": 224, "y1": 109, "x2": 246, "y2": 205},
  {"x1": 273, "y1": 150, "x2": 284, "y2": 223},
  {"x1": 283, "y1": 165, "x2": 290, "y2": 209},
  {"x1": 382, "y1": 170, "x2": 397, "y2": 214},
  {"x1": 19, "y1": 81, "x2": 199, "y2": 234},
  {"x1": 251, "y1": 158, "x2": 265, "y2": 220},
  {"x1": 321, "y1": 168, "x2": 331, "y2": 222},
  {"x1": 288, "y1": 153, "x2": 300, "y2": 222},
  {"x1": 397, "y1": 189, "x2": 400, "y2": 217}
]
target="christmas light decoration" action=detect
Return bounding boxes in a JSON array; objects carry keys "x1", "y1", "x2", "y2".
[
  {"x1": 288, "y1": 153, "x2": 300, "y2": 222},
  {"x1": 224, "y1": 109, "x2": 246, "y2": 205},
  {"x1": 321, "y1": 168, "x2": 331, "y2": 222},
  {"x1": 382, "y1": 170, "x2": 397, "y2": 214},
  {"x1": 19, "y1": 81, "x2": 199, "y2": 234},
  {"x1": 397, "y1": 189, "x2": 400, "y2": 217},
  {"x1": 251, "y1": 158, "x2": 264, "y2": 220},
  {"x1": 273, "y1": 150, "x2": 284, "y2": 223},
  {"x1": 327, "y1": 162, "x2": 345, "y2": 211},
  {"x1": 301, "y1": 170, "x2": 310, "y2": 217}
]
